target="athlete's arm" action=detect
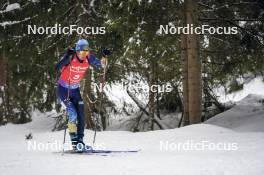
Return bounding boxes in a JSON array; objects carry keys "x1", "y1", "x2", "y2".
[
  {"x1": 55, "y1": 49, "x2": 74, "y2": 72},
  {"x1": 88, "y1": 54, "x2": 102, "y2": 70}
]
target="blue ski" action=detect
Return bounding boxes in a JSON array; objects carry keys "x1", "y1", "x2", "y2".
[{"x1": 61, "y1": 149, "x2": 140, "y2": 154}]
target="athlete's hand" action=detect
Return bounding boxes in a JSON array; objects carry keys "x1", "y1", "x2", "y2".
[
  {"x1": 67, "y1": 47, "x2": 75, "y2": 54},
  {"x1": 102, "y1": 48, "x2": 111, "y2": 57}
]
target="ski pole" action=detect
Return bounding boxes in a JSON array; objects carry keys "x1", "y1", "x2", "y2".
[
  {"x1": 62, "y1": 58, "x2": 72, "y2": 155},
  {"x1": 62, "y1": 99, "x2": 70, "y2": 154},
  {"x1": 92, "y1": 56, "x2": 108, "y2": 146},
  {"x1": 92, "y1": 113, "x2": 97, "y2": 146},
  {"x1": 62, "y1": 115, "x2": 68, "y2": 155}
]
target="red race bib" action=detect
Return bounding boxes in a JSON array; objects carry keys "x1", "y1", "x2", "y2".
[{"x1": 60, "y1": 54, "x2": 89, "y2": 85}]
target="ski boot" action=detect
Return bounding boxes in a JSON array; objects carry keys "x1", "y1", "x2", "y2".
[{"x1": 75, "y1": 139, "x2": 93, "y2": 152}]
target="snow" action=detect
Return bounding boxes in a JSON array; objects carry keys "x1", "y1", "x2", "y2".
[
  {"x1": 206, "y1": 94, "x2": 264, "y2": 132},
  {"x1": 104, "y1": 73, "x2": 150, "y2": 128},
  {"x1": 90, "y1": 0, "x2": 96, "y2": 7},
  {"x1": 5, "y1": 3, "x2": 20, "y2": 12},
  {"x1": 0, "y1": 3, "x2": 20, "y2": 13},
  {"x1": 215, "y1": 76, "x2": 264, "y2": 103},
  {"x1": 0, "y1": 95, "x2": 264, "y2": 174},
  {"x1": 105, "y1": 83, "x2": 137, "y2": 111},
  {"x1": 0, "y1": 21, "x2": 19, "y2": 27},
  {"x1": 0, "y1": 17, "x2": 32, "y2": 28},
  {"x1": 103, "y1": 75, "x2": 263, "y2": 131}
]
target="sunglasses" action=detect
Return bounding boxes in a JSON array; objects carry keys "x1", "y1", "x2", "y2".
[{"x1": 79, "y1": 50, "x2": 89, "y2": 58}]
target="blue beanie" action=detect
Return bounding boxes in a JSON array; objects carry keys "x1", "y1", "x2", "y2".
[{"x1": 75, "y1": 39, "x2": 89, "y2": 51}]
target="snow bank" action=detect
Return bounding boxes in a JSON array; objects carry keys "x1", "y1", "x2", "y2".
[
  {"x1": 1, "y1": 110, "x2": 56, "y2": 134},
  {"x1": 1, "y1": 116, "x2": 264, "y2": 175},
  {"x1": 206, "y1": 94, "x2": 264, "y2": 132},
  {"x1": 215, "y1": 76, "x2": 264, "y2": 103},
  {"x1": 1, "y1": 95, "x2": 264, "y2": 175},
  {"x1": 26, "y1": 110, "x2": 56, "y2": 132}
]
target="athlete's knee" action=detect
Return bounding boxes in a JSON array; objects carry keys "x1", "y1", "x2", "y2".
[
  {"x1": 78, "y1": 100, "x2": 84, "y2": 106},
  {"x1": 66, "y1": 103, "x2": 78, "y2": 123},
  {"x1": 78, "y1": 101, "x2": 85, "y2": 120}
]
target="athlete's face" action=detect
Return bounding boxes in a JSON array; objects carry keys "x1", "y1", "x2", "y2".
[{"x1": 77, "y1": 50, "x2": 89, "y2": 59}]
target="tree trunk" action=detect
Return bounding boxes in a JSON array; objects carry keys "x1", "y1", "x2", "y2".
[
  {"x1": 181, "y1": 3, "x2": 189, "y2": 126},
  {"x1": 76, "y1": 0, "x2": 94, "y2": 129},
  {"x1": 83, "y1": 70, "x2": 94, "y2": 129},
  {"x1": 0, "y1": 55, "x2": 8, "y2": 124},
  {"x1": 154, "y1": 59, "x2": 161, "y2": 120},
  {"x1": 98, "y1": 67, "x2": 107, "y2": 130},
  {"x1": 182, "y1": 0, "x2": 202, "y2": 125},
  {"x1": 148, "y1": 60, "x2": 156, "y2": 130},
  {"x1": 0, "y1": 57, "x2": 7, "y2": 87}
]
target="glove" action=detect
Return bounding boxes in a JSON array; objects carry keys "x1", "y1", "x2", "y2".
[
  {"x1": 102, "y1": 48, "x2": 111, "y2": 57},
  {"x1": 67, "y1": 47, "x2": 75, "y2": 54}
]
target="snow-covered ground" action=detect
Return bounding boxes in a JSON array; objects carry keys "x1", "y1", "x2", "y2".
[
  {"x1": 215, "y1": 76, "x2": 264, "y2": 103},
  {"x1": 206, "y1": 94, "x2": 264, "y2": 132},
  {"x1": 0, "y1": 94, "x2": 264, "y2": 175}
]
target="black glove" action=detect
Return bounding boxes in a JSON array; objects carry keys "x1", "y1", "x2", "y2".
[
  {"x1": 67, "y1": 47, "x2": 75, "y2": 54},
  {"x1": 102, "y1": 48, "x2": 111, "y2": 57}
]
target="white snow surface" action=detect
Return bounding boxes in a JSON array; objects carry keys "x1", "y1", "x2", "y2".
[
  {"x1": 0, "y1": 95, "x2": 264, "y2": 175},
  {"x1": 206, "y1": 94, "x2": 264, "y2": 132},
  {"x1": 215, "y1": 76, "x2": 264, "y2": 103}
]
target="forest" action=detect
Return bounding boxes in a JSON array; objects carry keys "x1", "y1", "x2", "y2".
[{"x1": 0, "y1": 0, "x2": 263, "y2": 131}]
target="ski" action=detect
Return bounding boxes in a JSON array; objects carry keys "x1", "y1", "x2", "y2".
[{"x1": 57, "y1": 149, "x2": 140, "y2": 155}]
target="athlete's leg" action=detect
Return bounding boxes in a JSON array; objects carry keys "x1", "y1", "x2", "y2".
[
  {"x1": 70, "y1": 88, "x2": 85, "y2": 142},
  {"x1": 57, "y1": 84, "x2": 78, "y2": 146}
]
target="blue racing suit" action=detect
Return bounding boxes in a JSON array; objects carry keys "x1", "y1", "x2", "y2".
[{"x1": 56, "y1": 50, "x2": 102, "y2": 143}]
